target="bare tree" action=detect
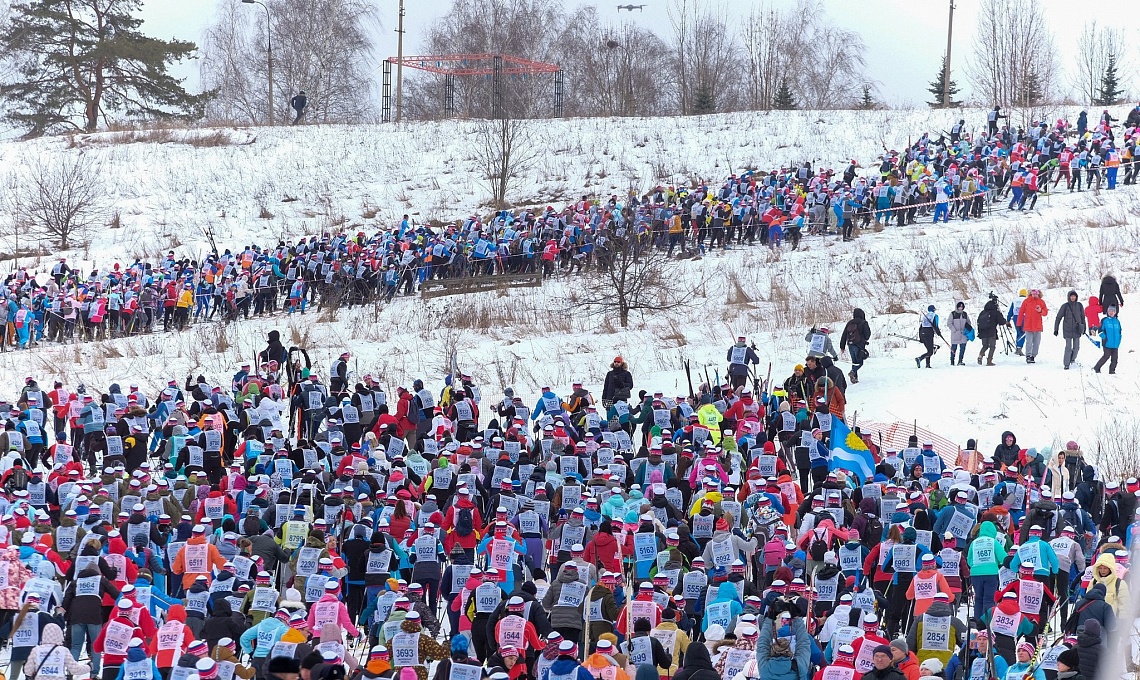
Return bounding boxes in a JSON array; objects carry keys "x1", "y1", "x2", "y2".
[
  {"x1": 968, "y1": 0, "x2": 1059, "y2": 108},
  {"x1": 738, "y1": 0, "x2": 867, "y2": 111},
  {"x1": 23, "y1": 153, "x2": 103, "y2": 250},
  {"x1": 572, "y1": 233, "x2": 705, "y2": 328},
  {"x1": 200, "y1": 0, "x2": 379, "y2": 124},
  {"x1": 556, "y1": 7, "x2": 673, "y2": 117},
  {"x1": 475, "y1": 116, "x2": 539, "y2": 209},
  {"x1": 1073, "y1": 21, "x2": 1124, "y2": 104},
  {"x1": 668, "y1": 0, "x2": 739, "y2": 115}
]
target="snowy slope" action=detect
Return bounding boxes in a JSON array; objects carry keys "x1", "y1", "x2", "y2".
[{"x1": 0, "y1": 105, "x2": 1135, "y2": 461}]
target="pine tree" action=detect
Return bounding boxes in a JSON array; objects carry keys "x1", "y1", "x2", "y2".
[
  {"x1": 859, "y1": 85, "x2": 876, "y2": 110},
  {"x1": 1018, "y1": 70, "x2": 1044, "y2": 107},
  {"x1": 1096, "y1": 54, "x2": 1123, "y2": 106},
  {"x1": 773, "y1": 79, "x2": 797, "y2": 110},
  {"x1": 693, "y1": 85, "x2": 716, "y2": 115},
  {"x1": 0, "y1": 0, "x2": 209, "y2": 137},
  {"x1": 926, "y1": 56, "x2": 960, "y2": 108}
]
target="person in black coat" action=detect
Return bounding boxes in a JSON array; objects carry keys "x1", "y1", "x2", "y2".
[
  {"x1": 672, "y1": 631, "x2": 716, "y2": 680},
  {"x1": 1099, "y1": 275, "x2": 1124, "y2": 312},
  {"x1": 601, "y1": 357, "x2": 634, "y2": 407},
  {"x1": 993, "y1": 431, "x2": 1020, "y2": 470},
  {"x1": 975, "y1": 296, "x2": 1008, "y2": 366},
  {"x1": 1076, "y1": 618, "x2": 1104, "y2": 680},
  {"x1": 839, "y1": 308, "x2": 872, "y2": 384},
  {"x1": 291, "y1": 91, "x2": 307, "y2": 125},
  {"x1": 260, "y1": 330, "x2": 289, "y2": 367},
  {"x1": 1065, "y1": 583, "x2": 1115, "y2": 634}
]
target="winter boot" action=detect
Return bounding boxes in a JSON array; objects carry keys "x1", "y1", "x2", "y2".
[
  {"x1": 957, "y1": 359, "x2": 964, "y2": 366},
  {"x1": 915, "y1": 357, "x2": 922, "y2": 368},
  {"x1": 977, "y1": 354, "x2": 983, "y2": 365},
  {"x1": 987, "y1": 359, "x2": 996, "y2": 366},
  {"x1": 1016, "y1": 347, "x2": 1024, "y2": 356}
]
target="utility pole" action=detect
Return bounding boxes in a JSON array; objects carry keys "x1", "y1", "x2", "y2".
[
  {"x1": 942, "y1": 0, "x2": 955, "y2": 108},
  {"x1": 396, "y1": 0, "x2": 405, "y2": 122}
]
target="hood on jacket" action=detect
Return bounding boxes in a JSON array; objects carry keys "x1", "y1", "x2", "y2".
[
  {"x1": 853, "y1": 309, "x2": 866, "y2": 321},
  {"x1": 924, "y1": 601, "x2": 953, "y2": 618},
  {"x1": 859, "y1": 498, "x2": 877, "y2": 514},
  {"x1": 1083, "y1": 583, "x2": 1106, "y2": 601},
  {"x1": 37, "y1": 560, "x2": 56, "y2": 579},
  {"x1": 211, "y1": 599, "x2": 233, "y2": 617},
  {"x1": 683, "y1": 641, "x2": 714, "y2": 670},
  {"x1": 557, "y1": 567, "x2": 580, "y2": 584},
  {"x1": 1093, "y1": 553, "x2": 1118, "y2": 581},
  {"x1": 551, "y1": 660, "x2": 585, "y2": 675},
  {"x1": 1000, "y1": 431, "x2": 1017, "y2": 447},
  {"x1": 41, "y1": 623, "x2": 65, "y2": 645},
  {"x1": 978, "y1": 521, "x2": 998, "y2": 539},
  {"x1": 320, "y1": 623, "x2": 340, "y2": 643},
  {"x1": 126, "y1": 646, "x2": 148, "y2": 662},
  {"x1": 168, "y1": 604, "x2": 187, "y2": 622}
]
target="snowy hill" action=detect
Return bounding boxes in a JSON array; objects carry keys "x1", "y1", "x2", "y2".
[{"x1": 0, "y1": 105, "x2": 1137, "y2": 466}]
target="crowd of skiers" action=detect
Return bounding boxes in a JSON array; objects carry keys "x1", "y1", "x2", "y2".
[
  {"x1": 0, "y1": 327, "x2": 1126, "y2": 680},
  {"x1": 898, "y1": 275, "x2": 1125, "y2": 372},
  {"x1": 4, "y1": 105, "x2": 1140, "y2": 352}
]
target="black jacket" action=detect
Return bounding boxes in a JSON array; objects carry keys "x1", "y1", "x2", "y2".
[
  {"x1": 1099, "y1": 276, "x2": 1124, "y2": 311},
  {"x1": 862, "y1": 666, "x2": 908, "y2": 680},
  {"x1": 976, "y1": 299, "x2": 1006, "y2": 339},
  {"x1": 602, "y1": 367, "x2": 634, "y2": 403},
  {"x1": 673, "y1": 640, "x2": 718, "y2": 680},
  {"x1": 1076, "y1": 630, "x2": 1103, "y2": 679},
  {"x1": 840, "y1": 309, "x2": 872, "y2": 350},
  {"x1": 1066, "y1": 585, "x2": 1115, "y2": 634},
  {"x1": 993, "y1": 431, "x2": 1019, "y2": 469},
  {"x1": 1054, "y1": 294, "x2": 1086, "y2": 338}
]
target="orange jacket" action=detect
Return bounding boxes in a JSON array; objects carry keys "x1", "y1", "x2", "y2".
[
  {"x1": 170, "y1": 535, "x2": 227, "y2": 588},
  {"x1": 1016, "y1": 295, "x2": 1049, "y2": 333}
]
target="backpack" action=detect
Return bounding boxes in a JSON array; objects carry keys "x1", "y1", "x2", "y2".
[
  {"x1": 1029, "y1": 506, "x2": 1054, "y2": 534},
  {"x1": 1060, "y1": 506, "x2": 1083, "y2": 535},
  {"x1": 406, "y1": 397, "x2": 422, "y2": 425},
  {"x1": 455, "y1": 507, "x2": 474, "y2": 537},
  {"x1": 808, "y1": 525, "x2": 832, "y2": 562},
  {"x1": 5, "y1": 466, "x2": 28, "y2": 491},
  {"x1": 861, "y1": 515, "x2": 883, "y2": 549}
]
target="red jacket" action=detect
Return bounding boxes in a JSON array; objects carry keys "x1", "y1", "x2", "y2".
[
  {"x1": 1017, "y1": 295, "x2": 1049, "y2": 333},
  {"x1": 1086, "y1": 296, "x2": 1103, "y2": 329},
  {"x1": 583, "y1": 530, "x2": 622, "y2": 574}
]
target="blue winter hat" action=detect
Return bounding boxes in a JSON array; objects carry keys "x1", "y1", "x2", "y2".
[
  {"x1": 928, "y1": 305, "x2": 936, "y2": 312},
  {"x1": 451, "y1": 635, "x2": 469, "y2": 655}
]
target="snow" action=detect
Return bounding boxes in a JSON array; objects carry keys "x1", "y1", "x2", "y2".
[{"x1": 0, "y1": 105, "x2": 1136, "y2": 461}]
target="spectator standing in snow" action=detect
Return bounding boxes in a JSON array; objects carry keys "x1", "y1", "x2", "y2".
[
  {"x1": 1008, "y1": 289, "x2": 1028, "y2": 355},
  {"x1": 839, "y1": 308, "x2": 871, "y2": 384},
  {"x1": 1099, "y1": 275, "x2": 1124, "y2": 313},
  {"x1": 947, "y1": 301, "x2": 972, "y2": 366},
  {"x1": 1093, "y1": 305, "x2": 1122, "y2": 374},
  {"x1": 291, "y1": 91, "x2": 307, "y2": 125},
  {"x1": 1017, "y1": 289, "x2": 1049, "y2": 364},
  {"x1": 1054, "y1": 290, "x2": 1086, "y2": 370}
]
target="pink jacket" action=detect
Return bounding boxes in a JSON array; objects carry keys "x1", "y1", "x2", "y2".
[{"x1": 305, "y1": 594, "x2": 360, "y2": 637}]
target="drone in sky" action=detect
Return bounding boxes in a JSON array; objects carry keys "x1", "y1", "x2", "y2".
[{"x1": 617, "y1": 4, "x2": 646, "y2": 11}]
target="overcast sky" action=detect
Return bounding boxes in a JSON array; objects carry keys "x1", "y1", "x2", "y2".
[{"x1": 140, "y1": 0, "x2": 1139, "y2": 109}]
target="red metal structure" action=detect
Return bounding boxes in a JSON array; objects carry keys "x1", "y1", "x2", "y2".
[{"x1": 381, "y1": 53, "x2": 563, "y2": 120}]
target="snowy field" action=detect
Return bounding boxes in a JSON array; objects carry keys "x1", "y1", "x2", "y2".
[{"x1": 0, "y1": 105, "x2": 1137, "y2": 464}]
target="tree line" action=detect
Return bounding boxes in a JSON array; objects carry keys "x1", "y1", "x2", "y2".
[{"x1": 0, "y1": 0, "x2": 1133, "y2": 136}]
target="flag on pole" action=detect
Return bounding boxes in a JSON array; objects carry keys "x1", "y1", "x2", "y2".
[{"x1": 828, "y1": 418, "x2": 875, "y2": 483}]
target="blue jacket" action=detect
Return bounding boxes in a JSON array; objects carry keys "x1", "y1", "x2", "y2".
[
  {"x1": 1100, "y1": 316, "x2": 1121, "y2": 349},
  {"x1": 756, "y1": 617, "x2": 811, "y2": 680}
]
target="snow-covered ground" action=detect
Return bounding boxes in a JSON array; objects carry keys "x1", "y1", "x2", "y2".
[{"x1": 0, "y1": 105, "x2": 1136, "y2": 463}]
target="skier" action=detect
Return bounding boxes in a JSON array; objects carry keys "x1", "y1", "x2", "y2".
[
  {"x1": 915, "y1": 305, "x2": 943, "y2": 368},
  {"x1": 726, "y1": 336, "x2": 760, "y2": 389},
  {"x1": 1016, "y1": 289, "x2": 1049, "y2": 364},
  {"x1": 1053, "y1": 290, "x2": 1086, "y2": 370},
  {"x1": 987, "y1": 107, "x2": 1006, "y2": 136},
  {"x1": 805, "y1": 327, "x2": 839, "y2": 360}
]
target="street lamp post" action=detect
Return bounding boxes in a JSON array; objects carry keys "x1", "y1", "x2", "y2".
[{"x1": 242, "y1": 0, "x2": 274, "y2": 125}]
